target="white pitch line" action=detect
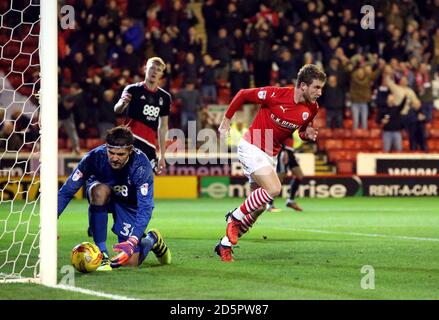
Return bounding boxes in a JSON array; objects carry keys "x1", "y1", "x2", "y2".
[
  {"x1": 273, "y1": 227, "x2": 439, "y2": 242},
  {"x1": 53, "y1": 284, "x2": 137, "y2": 300}
]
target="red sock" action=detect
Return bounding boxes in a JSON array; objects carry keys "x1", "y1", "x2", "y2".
[
  {"x1": 239, "y1": 213, "x2": 256, "y2": 237},
  {"x1": 239, "y1": 188, "x2": 273, "y2": 215}
]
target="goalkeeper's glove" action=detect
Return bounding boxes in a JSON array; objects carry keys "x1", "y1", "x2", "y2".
[{"x1": 110, "y1": 236, "x2": 138, "y2": 268}]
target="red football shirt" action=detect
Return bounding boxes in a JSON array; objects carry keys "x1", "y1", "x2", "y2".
[{"x1": 225, "y1": 86, "x2": 318, "y2": 156}]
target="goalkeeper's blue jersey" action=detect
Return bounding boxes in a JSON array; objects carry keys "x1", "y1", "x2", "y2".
[{"x1": 58, "y1": 144, "x2": 154, "y2": 240}]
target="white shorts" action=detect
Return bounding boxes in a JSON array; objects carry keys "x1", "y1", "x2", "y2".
[{"x1": 237, "y1": 139, "x2": 277, "y2": 183}]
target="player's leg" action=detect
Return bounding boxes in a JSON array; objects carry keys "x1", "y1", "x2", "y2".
[
  {"x1": 87, "y1": 182, "x2": 112, "y2": 271},
  {"x1": 226, "y1": 165, "x2": 281, "y2": 245},
  {"x1": 286, "y1": 165, "x2": 304, "y2": 212},
  {"x1": 238, "y1": 182, "x2": 266, "y2": 236},
  {"x1": 133, "y1": 138, "x2": 159, "y2": 173},
  {"x1": 216, "y1": 182, "x2": 266, "y2": 262},
  {"x1": 141, "y1": 228, "x2": 171, "y2": 265},
  {"x1": 267, "y1": 151, "x2": 286, "y2": 213},
  {"x1": 225, "y1": 139, "x2": 281, "y2": 245}
]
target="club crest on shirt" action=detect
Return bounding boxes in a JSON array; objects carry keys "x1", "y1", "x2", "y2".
[
  {"x1": 72, "y1": 169, "x2": 83, "y2": 181},
  {"x1": 159, "y1": 97, "x2": 163, "y2": 105},
  {"x1": 140, "y1": 183, "x2": 149, "y2": 196},
  {"x1": 302, "y1": 112, "x2": 309, "y2": 120},
  {"x1": 258, "y1": 90, "x2": 267, "y2": 100}
]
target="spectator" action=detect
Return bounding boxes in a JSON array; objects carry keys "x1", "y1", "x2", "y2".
[
  {"x1": 228, "y1": 118, "x2": 248, "y2": 152},
  {"x1": 249, "y1": 19, "x2": 274, "y2": 87},
  {"x1": 199, "y1": 105, "x2": 216, "y2": 130},
  {"x1": 202, "y1": 0, "x2": 221, "y2": 51},
  {"x1": 94, "y1": 33, "x2": 109, "y2": 67},
  {"x1": 229, "y1": 59, "x2": 250, "y2": 98},
  {"x1": 275, "y1": 49, "x2": 296, "y2": 86},
  {"x1": 224, "y1": 2, "x2": 243, "y2": 33},
  {"x1": 68, "y1": 52, "x2": 88, "y2": 85},
  {"x1": 154, "y1": 32, "x2": 176, "y2": 73},
  {"x1": 349, "y1": 59, "x2": 384, "y2": 130},
  {"x1": 174, "y1": 81, "x2": 203, "y2": 134},
  {"x1": 97, "y1": 89, "x2": 117, "y2": 139},
  {"x1": 230, "y1": 28, "x2": 247, "y2": 63},
  {"x1": 384, "y1": 70, "x2": 423, "y2": 150},
  {"x1": 179, "y1": 52, "x2": 199, "y2": 84},
  {"x1": 321, "y1": 75, "x2": 345, "y2": 128},
  {"x1": 120, "y1": 18, "x2": 144, "y2": 51},
  {"x1": 10, "y1": 109, "x2": 39, "y2": 145},
  {"x1": 70, "y1": 83, "x2": 88, "y2": 138},
  {"x1": 199, "y1": 54, "x2": 219, "y2": 104},
  {"x1": 376, "y1": 94, "x2": 406, "y2": 152},
  {"x1": 0, "y1": 120, "x2": 23, "y2": 152},
  {"x1": 180, "y1": 27, "x2": 203, "y2": 64},
  {"x1": 209, "y1": 27, "x2": 233, "y2": 81},
  {"x1": 119, "y1": 44, "x2": 142, "y2": 75},
  {"x1": 58, "y1": 95, "x2": 81, "y2": 155}
]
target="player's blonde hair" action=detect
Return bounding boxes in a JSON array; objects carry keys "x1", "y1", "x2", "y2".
[{"x1": 146, "y1": 56, "x2": 166, "y2": 71}]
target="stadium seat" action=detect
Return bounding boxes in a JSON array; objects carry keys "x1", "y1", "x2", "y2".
[
  {"x1": 332, "y1": 128, "x2": 351, "y2": 138},
  {"x1": 430, "y1": 128, "x2": 439, "y2": 138},
  {"x1": 217, "y1": 88, "x2": 231, "y2": 104},
  {"x1": 352, "y1": 129, "x2": 369, "y2": 139},
  {"x1": 366, "y1": 138, "x2": 383, "y2": 150},
  {"x1": 58, "y1": 138, "x2": 67, "y2": 149},
  {"x1": 327, "y1": 150, "x2": 358, "y2": 162},
  {"x1": 324, "y1": 139, "x2": 342, "y2": 150},
  {"x1": 402, "y1": 139, "x2": 410, "y2": 150},
  {"x1": 369, "y1": 128, "x2": 382, "y2": 139},
  {"x1": 343, "y1": 119, "x2": 353, "y2": 129},
  {"x1": 318, "y1": 128, "x2": 332, "y2": 139},
  {"x1": 337, "y1": 160, "x2": 354, "y2": 174},
  {"x1": 313, "y1": 116, "x2": 326, "y2": 128},
  {"x1": 86, "y1": 138, "x2": 105, "y2": 149}
]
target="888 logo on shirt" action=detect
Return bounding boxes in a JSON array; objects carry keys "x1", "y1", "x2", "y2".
[
  {"x1": 143, "y1": 104, "x2": 160, "y2": 120},
  {"x1": 113, "y1": 185, "x2": 128, "y2": 197}
]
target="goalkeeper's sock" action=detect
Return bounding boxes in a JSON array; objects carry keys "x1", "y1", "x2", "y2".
[
  {"x1": 137, "y1": 232, "x2": 157, "y2": 266},
  {"x1": 89, "y1": 205, "x2": 108, "y2": 254}
]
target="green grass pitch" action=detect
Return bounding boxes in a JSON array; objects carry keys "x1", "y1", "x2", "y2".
[{"x1": 1, "y1": 197, "x2": 439, "y2": 300}]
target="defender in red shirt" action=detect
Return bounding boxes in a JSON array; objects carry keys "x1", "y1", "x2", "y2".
[{"x1": 215, "y1": 64, "x2": 326, "y2": 262}]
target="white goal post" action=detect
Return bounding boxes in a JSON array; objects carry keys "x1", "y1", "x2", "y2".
[{"x1": 0, "y1": 0, "x2": 58, "y2": 286}]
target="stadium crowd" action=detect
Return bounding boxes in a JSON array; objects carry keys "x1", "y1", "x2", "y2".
[{"x1": 1, "y1": 0, "x2": 439, "y2": 158}]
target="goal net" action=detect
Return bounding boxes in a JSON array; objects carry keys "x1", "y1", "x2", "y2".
[{"x1": 0, "y1": 0, "x2": 57, "y2": 285}]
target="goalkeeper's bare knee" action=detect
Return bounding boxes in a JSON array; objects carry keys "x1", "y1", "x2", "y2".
[{"x1": 90, "y1": 183, "x2": 111, "y2": 206}]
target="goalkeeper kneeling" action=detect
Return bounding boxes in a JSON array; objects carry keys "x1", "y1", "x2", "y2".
[{"x1": 57, "y1": 126, "x2": 171, "y2": 271}]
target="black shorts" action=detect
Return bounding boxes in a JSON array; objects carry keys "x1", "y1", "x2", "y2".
[
  {"x1": 276, "y1": 149, "x2": 299, "y2": 173},
  {"x1": 133, "y1": 138, "x2": 158, "y2": 172},
  {"x1": 286, "y1": 149, "x2": 299, "y2": 169}
]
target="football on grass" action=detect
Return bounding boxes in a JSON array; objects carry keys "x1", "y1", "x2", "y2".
[{"x1": 71, "y1": 242, "x2": 103, "y2": 273}]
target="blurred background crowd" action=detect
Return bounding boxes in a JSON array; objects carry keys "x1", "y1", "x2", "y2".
[{"x1": 1, "y1": 0, "x2": 439, "y2": 170}]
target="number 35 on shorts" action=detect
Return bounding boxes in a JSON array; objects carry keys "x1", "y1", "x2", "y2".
[{"x1": 120, "y1": 222, "x2": 133, "y2": 237}]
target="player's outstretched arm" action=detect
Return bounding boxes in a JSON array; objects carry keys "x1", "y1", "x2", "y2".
[
  {"x1": 114, "y1": 96, "x2": 130, "y2": 114},
  {"x1": 114, "y1": 86, "x2": 132, "y2": 114},
  {"x1": 58, "y1": 155, "x2": 92, "y2": 217},
  {"x1": 218, "y1": 116, "x2": 231, "y2": 135}
]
